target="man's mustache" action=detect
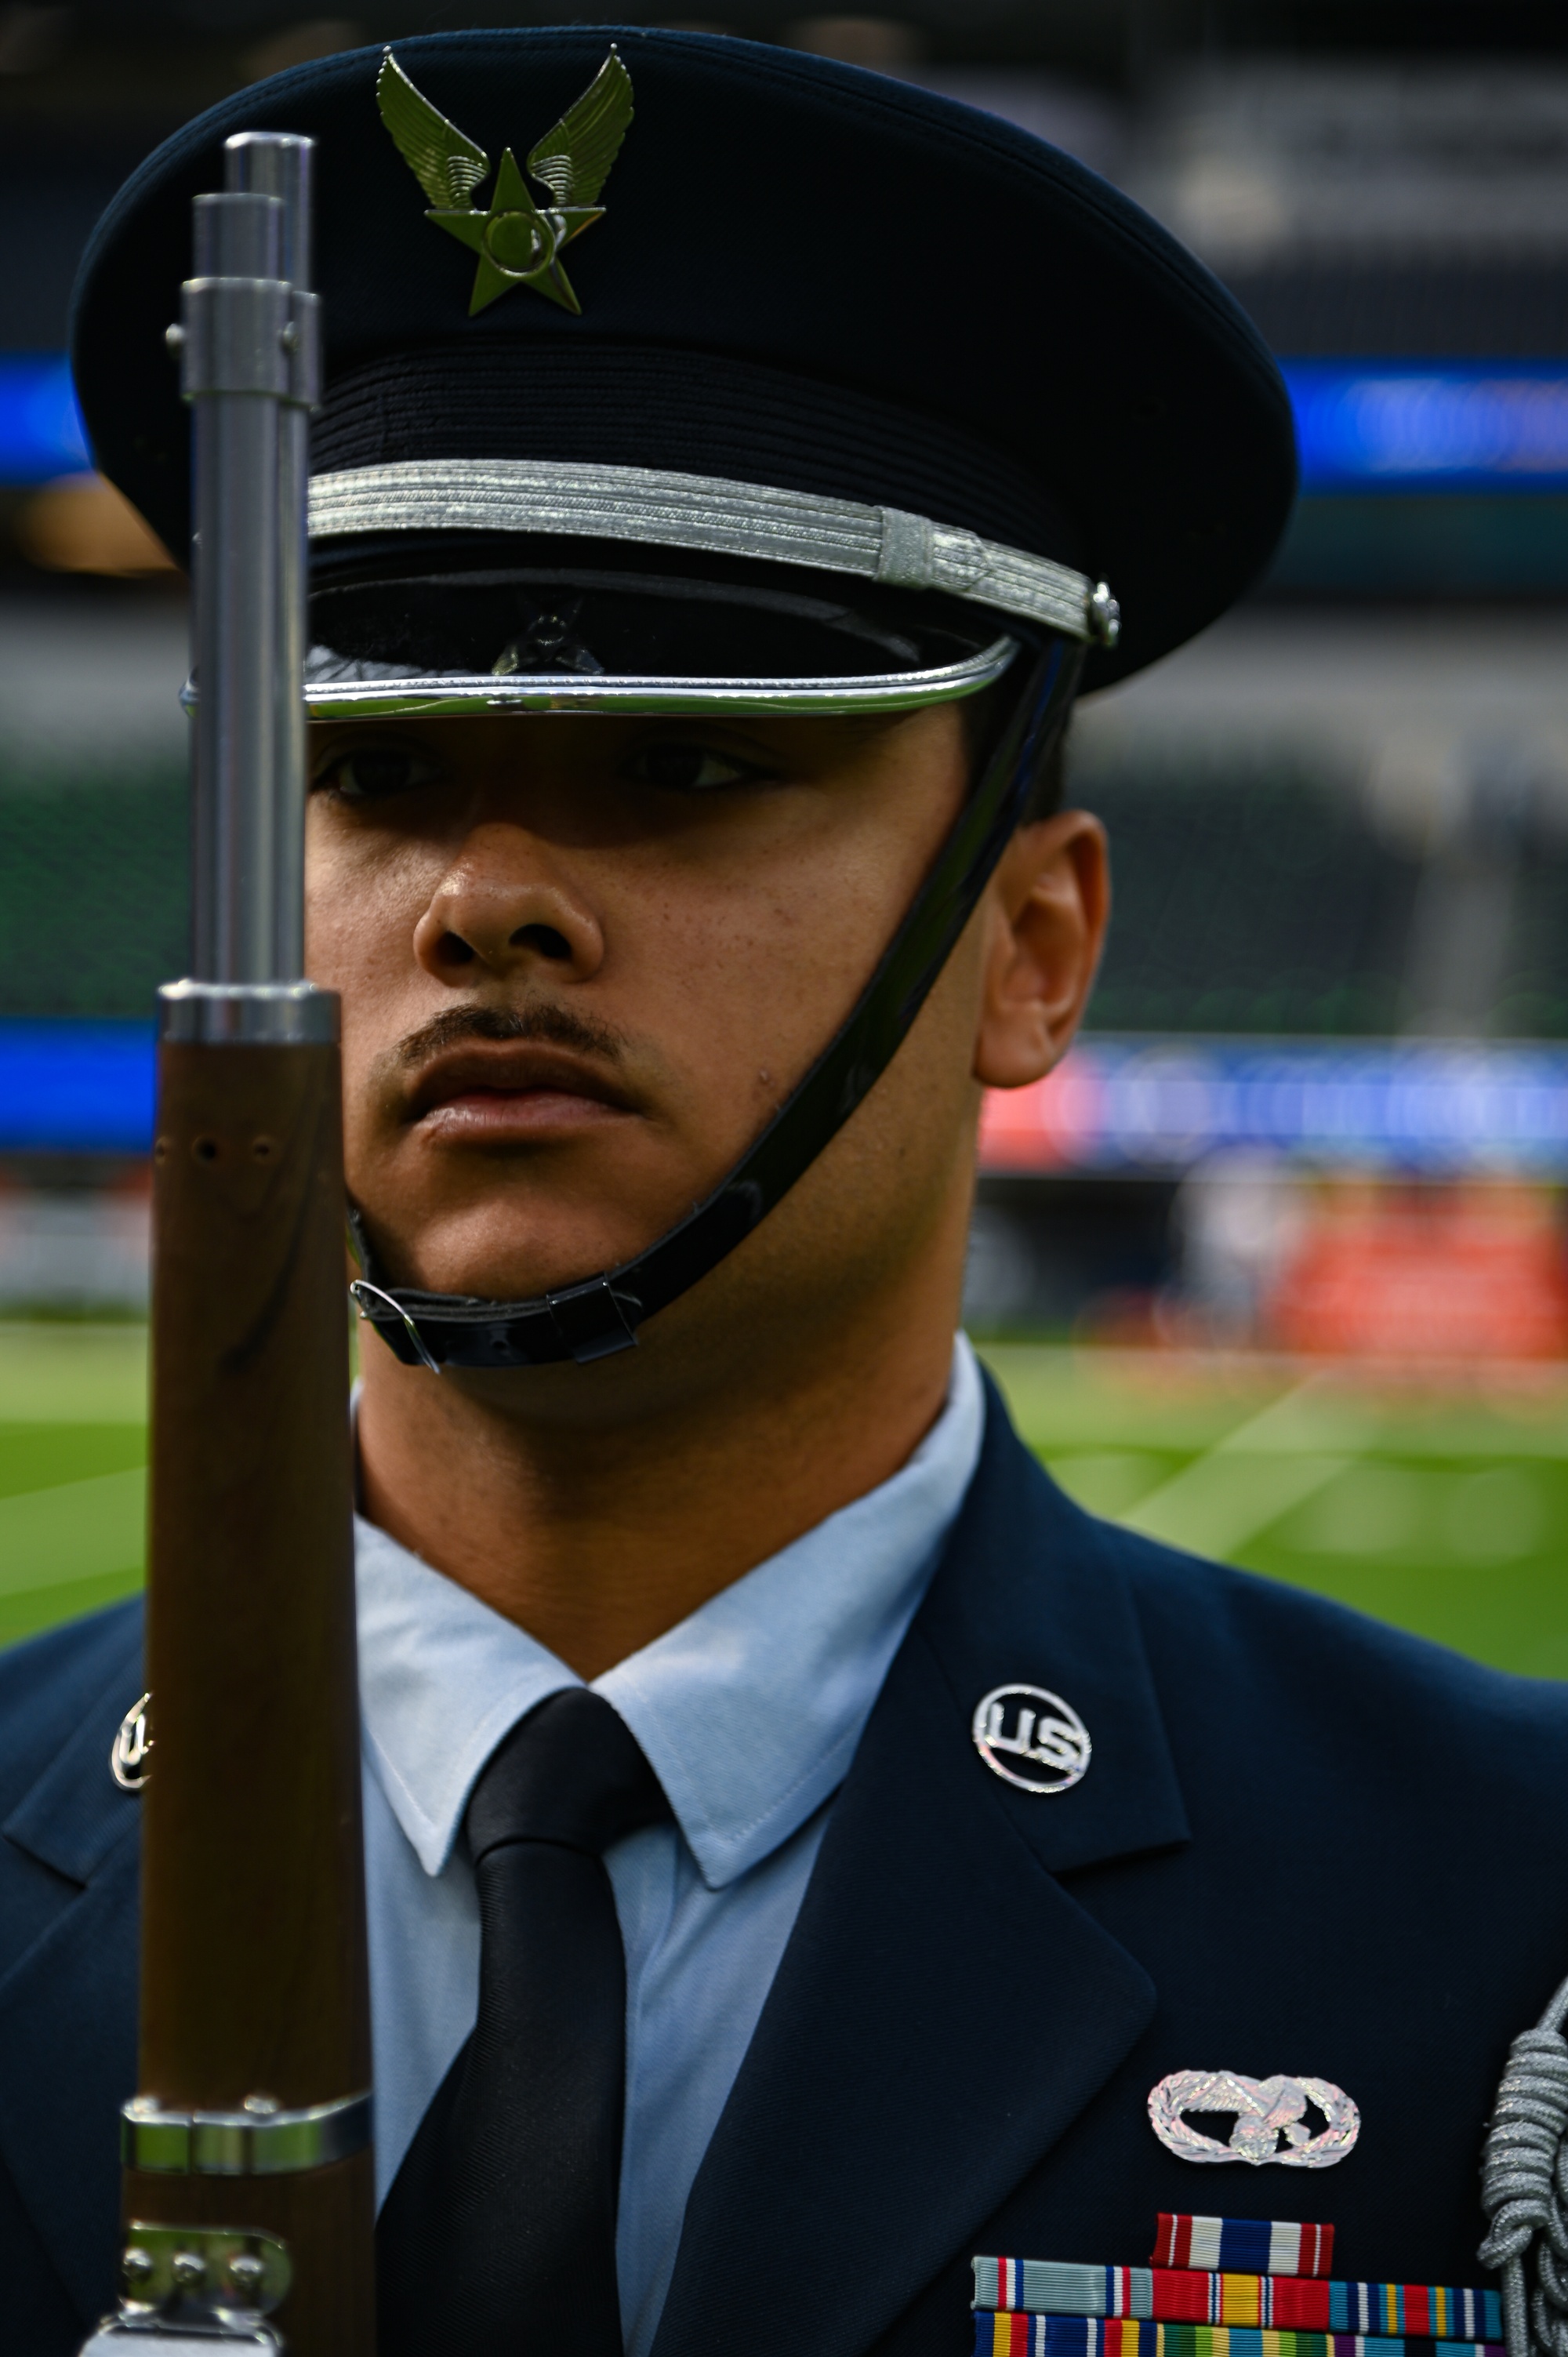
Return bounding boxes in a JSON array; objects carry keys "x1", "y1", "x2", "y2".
[{"x1": 392, "y1": 1000, "x2": 630, "y2": 1074}]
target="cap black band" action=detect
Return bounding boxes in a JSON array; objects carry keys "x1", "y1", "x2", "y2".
[
  {"x1": 347, "y1": 631, "x2": 1081, "y2": 1371},
  {"x1": 312, "y1": 340, "x2": 1086, "y2": 568}
]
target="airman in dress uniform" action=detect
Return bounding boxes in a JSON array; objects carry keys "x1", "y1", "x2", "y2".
[{"x1": 5, "y1": 27, "x2": 1568, "y2": 2357}]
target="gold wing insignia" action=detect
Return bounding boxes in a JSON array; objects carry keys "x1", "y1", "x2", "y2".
[
  {"x1": 526, "y1": 47, "x2": 635, "y2": 210},
  {"x1": 376, "y1": 50, "x2": 491, "y2": 209}
]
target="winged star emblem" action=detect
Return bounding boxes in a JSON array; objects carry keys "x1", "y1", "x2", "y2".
[{"x1": 376, "y1": 45, "x2": 635, "y2": 318}]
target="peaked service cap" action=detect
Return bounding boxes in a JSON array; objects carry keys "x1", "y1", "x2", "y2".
[{"x1": 71, "y1": 25, "x2": 1297, "y2": 692}]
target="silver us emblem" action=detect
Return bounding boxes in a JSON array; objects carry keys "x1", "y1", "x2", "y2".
[
  {"x1": 111, "y1": 1690, "x2": 153, "y2": 1791},
  {"x1": 972, "y1": 1683, "x2": 1091, "y2": 1794}
]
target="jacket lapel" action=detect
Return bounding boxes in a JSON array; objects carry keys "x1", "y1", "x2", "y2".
[
  {"x1": 653, "y1": 1383, "x2": 1189, "y2": 2357},
  {"x1": 0, "y1": 1607, "x2": 143, "y2": 2325}
]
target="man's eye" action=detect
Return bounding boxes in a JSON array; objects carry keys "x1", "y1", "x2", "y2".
[
  {"x1": 312, "y1": 745, "x2": 441, "y2": 802},
  {"x1": 627, "y1": 743, "x2": 766, "y2": 793}
]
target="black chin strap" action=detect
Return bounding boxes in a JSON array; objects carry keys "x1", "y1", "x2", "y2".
[{"x1": 349, "y1": 637, "x2": 1083, "y2": 1371}]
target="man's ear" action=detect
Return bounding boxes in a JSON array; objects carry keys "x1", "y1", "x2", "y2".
[{"x1": 973, "y1": 810, "x2": 1110, "y2": 1090}]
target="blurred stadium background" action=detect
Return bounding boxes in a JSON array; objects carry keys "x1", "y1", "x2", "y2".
[{"x1": 3, "y1": 0, "x2": 1568, "y2": 1671}]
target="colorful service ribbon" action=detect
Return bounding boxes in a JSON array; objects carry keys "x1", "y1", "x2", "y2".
[
  {"x1": 1153, "y1": 2219, "x2": 1335, "y2": 2280},
  {"x1": 971, "y1": 2265, "x2": 1500, "y2": 2345},
  {"x1": 972, "y1": 2319, "x2": 1501, "y2": 2357}
]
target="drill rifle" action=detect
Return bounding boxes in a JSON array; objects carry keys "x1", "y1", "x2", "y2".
[{"x1": 82, "y1": 136, "x2": 374, "y2": 2357}]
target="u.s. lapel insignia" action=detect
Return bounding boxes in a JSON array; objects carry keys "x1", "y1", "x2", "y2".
[
  {"x1": 111, "y1": 1689, "x2": 152, "y2": 1790},
  {"x1": 376, "y1": 46, "x2": 634, "y2": 317},
  {"x1": 972, "y1": 1684, "x2": 1091, "y2": 1794},
  {"x1": 1149, "y1": 2069, "x2": 1360, "y2": 2167}
]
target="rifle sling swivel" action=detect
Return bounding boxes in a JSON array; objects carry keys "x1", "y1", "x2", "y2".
[{"x1": 121, "y1": 2089, "x2": 372, "y2": 2177}]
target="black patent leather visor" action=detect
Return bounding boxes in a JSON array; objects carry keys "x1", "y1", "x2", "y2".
[{"x1": 303, "y1": 538, "x2": 1021, "y2": 718}]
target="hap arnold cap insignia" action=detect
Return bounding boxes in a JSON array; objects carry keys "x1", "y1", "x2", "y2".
[
  {"x1": 376, "y1": 45, "x2": 634, "y2": 317},
  {"x1": 1149, "y1": 2071, "x2": 1360, "y2": 2168}
]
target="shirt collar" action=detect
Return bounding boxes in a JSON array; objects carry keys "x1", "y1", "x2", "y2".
[{"x1": 356, "y1": 1334, "x2": 985, "y2": 1886}]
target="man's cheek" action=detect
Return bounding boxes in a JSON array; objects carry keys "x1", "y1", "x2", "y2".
[{"x1": 309, "y1": 864, "x2": 413, "y2": 993}]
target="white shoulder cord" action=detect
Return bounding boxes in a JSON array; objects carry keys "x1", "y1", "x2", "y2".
[{"x1": 1480, "y1": 1974, "x2": 1568, "y2": 2357}]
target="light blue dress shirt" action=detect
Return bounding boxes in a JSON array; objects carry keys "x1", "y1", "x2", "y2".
[{"x1": 355, "y1": 1332, "x2": 985, "y2": 2357}]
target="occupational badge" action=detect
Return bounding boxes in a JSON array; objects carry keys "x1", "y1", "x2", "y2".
[
  {"x1": 376, "y1": 45, "x2": 634, "y2": 317},
  {"x1": 1148, "y1": 2071, "x2": 1360, "y2": 2168}
]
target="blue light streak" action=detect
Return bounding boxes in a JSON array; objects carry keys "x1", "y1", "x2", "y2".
[
  {"x1": 982, "y1": 1035, "x2": 1568, "y2": 1178},
  {"x1": 0, "y1": 354, "x2": 89, "y2": 484},
  {"x1": 2, "y1": 348, "x2": 1568, "y2": 494},
  {"x1": 1284, "y1": 361, "x2": 1568, "y2": 492},
  {"x1": 0, "y1": 1022, "x2": 155, "y2": 1153},
  {"x1": 11, "y1": 1019, "x2": 1568, "y2": 1171}
]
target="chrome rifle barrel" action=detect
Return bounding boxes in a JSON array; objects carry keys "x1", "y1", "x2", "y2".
[
  {"x1": 180, "y1": 136, "x2": 319, "y2": 986},
  {"x1": 223, "y1": 133, "x2": 317, "y2": 982}
]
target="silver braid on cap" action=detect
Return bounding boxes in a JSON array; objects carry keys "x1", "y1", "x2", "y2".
[{"x1": 307, "y1": 459, "x2": 1120, "y2": 648}]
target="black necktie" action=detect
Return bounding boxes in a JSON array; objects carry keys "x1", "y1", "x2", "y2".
[{"x1": 377, "y1": 1687, "x2": 672, "y2": 2357}]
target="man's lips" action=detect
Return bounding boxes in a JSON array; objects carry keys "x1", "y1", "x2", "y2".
[{"x1": 404, "y1": 1043, "x2": 639, "y2": 1136}]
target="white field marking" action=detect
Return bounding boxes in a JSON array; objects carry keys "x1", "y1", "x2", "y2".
[
  {"x1": 0, "y1": 1466, "x2": 145, "y2": 1598},
  {"x1": 1120, "y1": 1374, "x2": 1367, "y2": 1560},
  {"x1": 980, "y1": 1342, "x2": 1568, "y2": 1460}
]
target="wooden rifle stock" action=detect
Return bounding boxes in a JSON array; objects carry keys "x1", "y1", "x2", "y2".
[{"x1": 125, "y1": 1032, "x2": 373, "y2": 2354}]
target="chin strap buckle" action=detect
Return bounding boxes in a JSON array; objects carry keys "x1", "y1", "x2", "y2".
[
  {"x1": 348, "y1": 1272, "x2": 641, "y2": 1371},
  {"x1": 348, "y1": 1278, "x2": 443, "y2": 1375},
  {"x1": 545, "y1": 1276, "x2": 641, "y2": 1363}
]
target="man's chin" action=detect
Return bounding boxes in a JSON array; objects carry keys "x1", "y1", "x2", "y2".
[{"x1": 356, "y1": 1206, "x2": 648, "y2": 1304}]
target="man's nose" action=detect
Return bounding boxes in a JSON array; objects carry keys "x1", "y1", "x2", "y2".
[{"x1": 412, "y1": 825, "x2": 605, "y2": 985}]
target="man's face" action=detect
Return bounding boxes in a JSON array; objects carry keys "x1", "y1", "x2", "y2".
[{"x1": 305, "y1": 706, "x2": 975, "y2": 1317}]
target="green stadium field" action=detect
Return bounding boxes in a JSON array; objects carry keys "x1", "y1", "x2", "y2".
[
  {"x1": 1, "y1": 1323, "x2": 1565, "y2": 1677},
  {"x1": 0, "y1": 1324, "x2": 151, "y2": 1654}
]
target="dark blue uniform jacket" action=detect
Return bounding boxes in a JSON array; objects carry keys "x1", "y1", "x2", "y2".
[{"x1": 3, "y1": 1382, "x2": 1566, "y2": 2356}]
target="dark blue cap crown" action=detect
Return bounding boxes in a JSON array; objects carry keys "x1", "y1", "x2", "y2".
[{"x1": 71, "y1": 24, "x2": 1297, "y2": 686}]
